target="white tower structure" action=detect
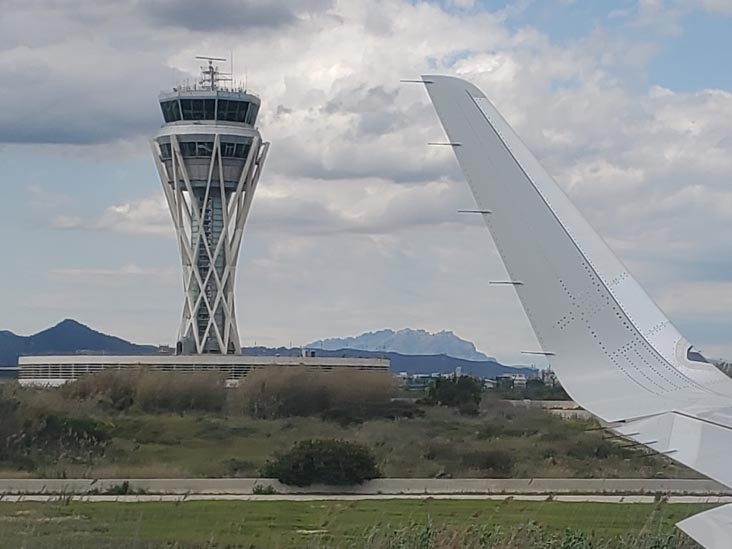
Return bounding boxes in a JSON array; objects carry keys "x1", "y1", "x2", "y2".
[{"x1": 152, "y1": 57, "x2": 269, "y2": 355}]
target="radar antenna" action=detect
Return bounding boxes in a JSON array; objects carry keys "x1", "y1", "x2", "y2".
[{"x1": 195, "y1": 55, "x2": 233, "y2": 91}]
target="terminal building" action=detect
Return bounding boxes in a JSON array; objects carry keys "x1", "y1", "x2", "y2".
[
  {"x1": 18, "y1": 57, "x2": 390, "y2": 384},
  {"x1": 18, "y1": 354, "x2": 390, "y2": 387}
]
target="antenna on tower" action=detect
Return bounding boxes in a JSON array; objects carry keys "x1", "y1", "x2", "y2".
[{"x1": 195, "y1": 55, "x2": 232, "y2": 91}]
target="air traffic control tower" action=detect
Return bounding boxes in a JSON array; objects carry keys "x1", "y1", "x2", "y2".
[
  {"x1": 152, "y1": 57, "x2": 269, "y2": 355},
  {"x1": 17, "y1": 58, "x2": 391, "y2": 385}
]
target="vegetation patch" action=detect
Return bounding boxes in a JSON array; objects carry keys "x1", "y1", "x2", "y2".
[
  {"x1": 424, "y1": 375, "x2": 482, "y2": 411},
  {"x1": 0, "y1": 370, "x2": 696, "y2": 479},
  {"x1": 0, "y1": 500, "x2": 706, "y2": 548},
  {"x1": 229, "y1": 367, "x2": 405, "y2": 422},
  {"x1": 263, "y1": 439, "x2": 381, "y2": 486}
]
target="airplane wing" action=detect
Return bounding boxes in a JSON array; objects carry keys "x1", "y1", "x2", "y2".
[{"x1": 423, "y1": 74, "x2": 732, "y2": 548}]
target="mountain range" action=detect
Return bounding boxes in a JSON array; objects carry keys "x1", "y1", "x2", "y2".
[
  {"x1": 243, "y1": 346, "x2": 533, "y2": 378},
  {"x1": 307, "y1": 328, "x2": 494, "y2": 362},
  {"x1": 0, "y1": 319, "x2": 156, "y2": 366},
  {"x1": 0, "y1": 320, "x2": 533, "y2": 378}
]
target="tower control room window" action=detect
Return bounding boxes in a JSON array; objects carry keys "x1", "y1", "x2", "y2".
[
  {"x1": 217, "y1": 100, "x2": 249, "y2": 123},
  {"x1": 181, "y1": 99, "x2": 216, "y2": 120},
  {"x1": 245, "y1": 103, "x2": 259, "y2": 125},
  {"x1": 179, "y1": 141, "x2": 214, "y2": 157},
  {"x1": 221, "y1": 143, "x2": 236, "y2": 157},
  {"x1": 196, "y1": 142, "x2": 213, "y2": 157},
  {"x1": 221, "y1": 142, "x2": 250, "y2": 158},
  {"x1": 159, "y1": 143, "x2": 172, "y2": 159},
  {"x1": 234, "y1": 143, "x2": 249, "y2": 158},
  {"x1": 161, "y1": 100, "x2": 182, "y2": 122}
]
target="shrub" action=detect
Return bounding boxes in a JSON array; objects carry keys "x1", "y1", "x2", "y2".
[
  {"x1": 229, "y1": 367, "x2": 396, "y2": 420},
  {"x1": 426, "y1": 375, "x2": 482, "y2": 408},
  {"x1": 61, "y1": 371, "x2": 138, "y2": 411},
  {"x1": 59, "y1": 370, "x2": 227, "y2": 414},
  {"x1": 458, "y1": 401, "x2": 480, "y2": 416},
  {"x1": 104, "y1": 481, "x2": 131, "y2": 495},
  {"x1": 0, "y1": 411, "x2": 110, "y2": 467},
  {"x1": 321, "y1": 400, "x2": 424, "y2": 425},
  {"x1": 135, "y1": 372, "x2": 226, "y2": 414},
  {"x1": 263, "y1": 439, "x2": 381, "y2": 486},
  {"x1": 252, "y1": 483, "x2": 277, "y2": 495},
  {"x1": 461, "y1": 449, "x2": 515, "y2": 476},
  {"x1": 497, "y1": 378, "x2": 571, "y2": 401}
]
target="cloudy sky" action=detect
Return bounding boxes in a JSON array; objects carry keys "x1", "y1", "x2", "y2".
[{"x1": 1, "y1": 0, "x2": 731, "y2": 364}]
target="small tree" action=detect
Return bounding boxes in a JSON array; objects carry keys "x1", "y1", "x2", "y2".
[
  {"x1": 426, "y1": 375, "x2": 482, "y2": 408},
  {"x1": 263, "y1": 439, "x2": 381, "y2": 486}
]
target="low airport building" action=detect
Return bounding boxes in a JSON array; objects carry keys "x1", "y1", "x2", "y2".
[{"x1": 17, "y1": 354, "x2": 390, "y2": 387}]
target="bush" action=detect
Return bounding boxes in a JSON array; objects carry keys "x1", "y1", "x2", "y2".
[
  {"x1": 458, "y1": 401, "x2": 479, "y2": 416},
  {"x1": 135, "y1": 371, "x2": 226, "y2": 414},
  {"x1": 263, "y1": 439, "x2": 381, "y2": 486},
  {"x1": 321, "y1": 400, "x2": 424, "y2": 425},
  {"x1": 426, "y1": 376, "x2": 482, "y2": 408},
  {"x1": 59, "y1": 370, "x2": 227, "y2": 414},
  {"x1": 104, "y1": 481, "x2": 131, "y2": 495},
  {"x1": 0, "y1": 410, "x2": 110, "y2": 468},
  {"x1": 252, "y1": 483, "x2": 277, "y2": 495},
  {"x1": 61, "y1": 371, "x2": 137, "y2": 411},
  {"x1": 229, "y1": 367, "x2": 396, "y2": 420}
]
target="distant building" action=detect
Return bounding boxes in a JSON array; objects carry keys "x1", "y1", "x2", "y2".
[
  {"x1": 495, "y1": 373, "x2": 528, "y2": 390},
  {"x1": 539, "y1": 368, "x2": 558, "y2": 387},
  {"x1": 17, "y1": 355, "x2": 390, "y2": 387}
]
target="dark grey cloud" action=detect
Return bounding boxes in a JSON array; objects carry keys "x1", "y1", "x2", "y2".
[
  {"x1": 0, "y1": 0, "x2": 339, "y2": 144},
  {"x1": 143, "y1": 0, "x2": 293, "y2": 31},
  {"x1": 0, "y1": 55, "x2": 187, "y2": 144},
  {"x1": 141, "y1": 0, "x2": 330, "y2": 32}
]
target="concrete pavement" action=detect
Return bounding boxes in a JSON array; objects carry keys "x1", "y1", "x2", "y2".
[
  {"x1": 0, "y1": 494, "x2": 729, "y2": 503},
  {"x1": 0, "y1": 478, "x2": 726, "y2": 496}
]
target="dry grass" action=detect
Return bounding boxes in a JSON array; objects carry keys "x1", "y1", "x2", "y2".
[
  {"x1": 228, "y1": 367, "x2": 396, "y2": 419},
  {"x1": 60, "y1": 370, "x2": 228, "y2": 413}
]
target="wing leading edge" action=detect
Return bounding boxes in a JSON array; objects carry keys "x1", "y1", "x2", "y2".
[{"x1": 423, "y1": 74, "x2": 732, "y2": 548}]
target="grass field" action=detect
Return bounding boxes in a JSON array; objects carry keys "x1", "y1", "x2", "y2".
[
  {"x1": 0, "y1": 372, "x2": 697, "y2": 480},
  {"x1": 2, "y1": 406, "x2": 696, "y2": 480},
  {"x1": 0, "y1": 499, "x2": 707, "y2": 548}
]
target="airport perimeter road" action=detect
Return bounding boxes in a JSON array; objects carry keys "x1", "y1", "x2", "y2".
[{"x1": 0, "y1": 478, "x2": 727, "y2": 496}]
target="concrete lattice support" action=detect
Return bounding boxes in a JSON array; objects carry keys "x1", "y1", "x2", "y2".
[{"x1": 152, "y1": 134, "x2": 269, "y2": 354}]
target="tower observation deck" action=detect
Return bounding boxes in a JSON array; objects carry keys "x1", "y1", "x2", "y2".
[{"x1": 152, "y1": 57, "x2": 269, "y2": 355}]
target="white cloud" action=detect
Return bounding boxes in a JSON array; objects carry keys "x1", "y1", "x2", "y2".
[
  {"x1": 659, "y1": 280, "x2": 732, "y2": 315},
  {"x1": 49, "y1": 264, "x2": 176, "y2": 279},
  {"x1": 691, "y1": 0, "x2": 732, "y2": 14},
  {"x1": 53, "y1": 196, "x2": 174, "y2": 236}
]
